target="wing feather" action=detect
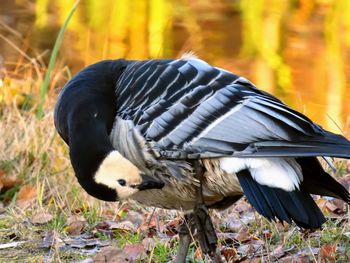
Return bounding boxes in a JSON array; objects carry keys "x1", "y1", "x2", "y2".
[{"x1": 115, "y1": 58, "x2": 350, "y2": 159}]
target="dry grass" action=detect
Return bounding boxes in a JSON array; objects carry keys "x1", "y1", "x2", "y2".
[{"x1": 0, "y1": 65, "x2": 350, "y2": 262}]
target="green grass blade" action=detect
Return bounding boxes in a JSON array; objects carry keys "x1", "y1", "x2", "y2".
[{"x1": 36, "y1": 0, "x2": 80, "y2": 118}]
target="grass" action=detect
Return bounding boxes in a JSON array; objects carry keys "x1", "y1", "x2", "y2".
[{"x1": 37, "y1": 0, "x2": 80, "y2": 118}]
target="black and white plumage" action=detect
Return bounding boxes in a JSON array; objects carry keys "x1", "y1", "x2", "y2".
[{"x1": 55, "y1": 55, "x2": 350, "y2": 230}]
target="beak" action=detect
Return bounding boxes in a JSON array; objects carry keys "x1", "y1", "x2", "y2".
[{"x1": 132, "y1": 173, "x2": 164, "y2": 191}]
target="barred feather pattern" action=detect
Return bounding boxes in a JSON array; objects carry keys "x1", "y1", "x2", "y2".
[
  {"x1": 110, "y1": 57, "x2": 350, "y2": 210},
  {"x1": 113, "y1": 57, "x2": 341, "y2": 160}
]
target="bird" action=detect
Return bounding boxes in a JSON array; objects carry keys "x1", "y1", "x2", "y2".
[{"x1": 54, "y1": 54, "x2": 350, "y2": 262}]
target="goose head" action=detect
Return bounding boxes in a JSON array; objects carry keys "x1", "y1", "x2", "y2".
[{"x1": 54, "y1": 59, "x2": 164, "y2": 201}]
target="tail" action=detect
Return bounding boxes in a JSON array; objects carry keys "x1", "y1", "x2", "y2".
[
  {"x1": 298, "y1": 157, "x2": 350, "y2": 203},
  {"x1": 237, "y1": 157, "x2": 350, "y2": 229}
]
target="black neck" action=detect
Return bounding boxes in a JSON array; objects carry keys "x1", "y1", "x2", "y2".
[{"x1": 54, "y1": 59, "x2": 128, "y2": 201}]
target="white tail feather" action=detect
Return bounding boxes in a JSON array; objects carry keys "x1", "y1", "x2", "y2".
[{"x1": 220, "y1": 157, "x2": 303, "y2": 191}]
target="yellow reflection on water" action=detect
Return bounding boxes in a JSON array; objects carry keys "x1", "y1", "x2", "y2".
[{"x1": 2, "y1": 0, "x2": 350, "y2": 135}]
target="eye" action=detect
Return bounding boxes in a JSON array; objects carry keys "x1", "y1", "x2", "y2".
[{"x1": 117, "y1": 179, "x2": 127, "y2": 186}]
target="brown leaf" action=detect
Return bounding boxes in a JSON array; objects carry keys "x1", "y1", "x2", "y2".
[
  {"x1": 0, "y1": 171, "x2": 21, "y2": 192},
  {"x1": 93, "y1": 246, "x2": 130, "y2": 262},
  {"x1": 221, "y1": 247, "x2": 237, "y2": 261},
  {"x1": 328, "y1": 199, "x2": 346, "y2": 215},
  {"x1": 123, "y1": 244, "x2": 147, "y2": 261},
  {"x1": 141, "y1": 212, "x2": 158, "y2": 230},
  {"x1": 320, "y1": 243, "x2": 336, "y2": 261},
  {"x1": 31, "y1": 211, "x2": 53, "y2": 225},
  {"x1": 235, "y1": 228, "x2": 251, "y2": 242},
  {"x1": 16, "y1": 185, "x2": 36, "y2": 208},
  {"x1": 164, "y1": 218, "x2": 181, "y2": 236},
  {"x1": 66, "y1": 215, "x2": 87, "y2": 235},
  {"x1": 194, "y1": 247, "x2": 203, "y2": 261},
  {"x1": 95, "y1": 221, "x2": 110, "y2": 231}
]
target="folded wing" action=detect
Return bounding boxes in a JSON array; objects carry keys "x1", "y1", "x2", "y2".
[{"x1": 115, "y1": 57, "x2": 350, "y2": 159}]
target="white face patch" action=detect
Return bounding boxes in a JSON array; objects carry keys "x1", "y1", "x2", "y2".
[{"x1": 94, "y1": 150, "x2": 142, "y2": 199}]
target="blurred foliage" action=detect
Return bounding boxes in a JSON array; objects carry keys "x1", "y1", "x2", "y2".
[{"x1": 0, "y1": 0, "x2": 350, "y2": 133}]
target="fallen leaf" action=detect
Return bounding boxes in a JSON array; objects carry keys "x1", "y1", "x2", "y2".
[
  {"x1": 325, "y1": 201, "x2": 343, "y2": 215},
  {"x1": 66, "y1": 215, "x2": 87, "y2": 235},
  {"x1": 279, "y1": 255, "x2": 298, "y2": 263},
  {"x1": 93, "y1": 246, "x2": 130, "y2": 262},
  {"x1": 262, "y1": 229, "x2": 272, "y2": 239},
  {"x1": 233, "y1": 199, "x2": 253, "y2": 214},
  {"x1": 237, "y1": 243, "x2": 262, "y2": 256},
  {"x1": 123, "y1": 244, "x2": 147, "y2": 261},
  {"x1": 163, "y1": 218, "x2": 181, "y2": 236},
  {"x1": 224, "y1": 216, "x2": 243, "y2": 232},
  {"x1": 320, "y1": 243, "x2": 336, "y2": 261},
  {"x1": 64, "y1": 236, "x2": 110, "y2": 249},
  {"x1": 140, "y1": 212, "x2": 159, "y2": 231},
  {"x1": 217, "y1": 232, "x2": 237, "y2": 245},
  {"x1": 269, "y1": 244, "x2": 286, "y2": 259},
  {"x1": 95, "y1": 221, "x2": 110, "y2": 231},
  {"x1": 221, "y1": 247, "x2": 237, "y2": 261},
  {"x1": 235, "y1": 228, "x2": 251, "y2": 242},
  {"x1": 123, "y1": 210, "x2": 144, "y2": 229},
  {"x1": 142, "y1": 237, "x2": 156, "y2": 251},
  {"x1": 194, "y1": 247, "x2": 203, "y2": 261},
  {"x1": 328, "y1": 199, "x2": 346, "y2": 215},
  {"x1": 0, "y1": 173, "x2": 21, "y2": 190},
  {"x1": 31, "y1": 211, "x2": 53, "y2": 225},
  {"x1": 42, "y1": 230, "x2": 64, "y2": 249},
  {"x1": 109, "y1": 221, "x2": 136, "y2": 232},
  {"x1": 240, "y1": 258, "x2": 262, "y2": 263},
  {"x1": 16, "y1": 185, "x2": 36, "y2": 208}
]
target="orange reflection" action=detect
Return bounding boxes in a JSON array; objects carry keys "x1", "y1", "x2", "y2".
[{"x1": 1, "y1": 0, "x2": 350, "y2": 135}]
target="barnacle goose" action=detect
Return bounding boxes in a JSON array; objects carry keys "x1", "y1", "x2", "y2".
[{"x1": 54, "y1": 55, "x2": 350, "y2": 260}]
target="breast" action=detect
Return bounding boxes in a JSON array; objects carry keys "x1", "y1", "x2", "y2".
[{"x1": 130, "y1": 158, "x2": 243, "y2": 210}]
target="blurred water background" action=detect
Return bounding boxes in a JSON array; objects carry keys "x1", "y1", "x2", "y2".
[{"x1": 1, "y1": 0, "x2": 350, "y2": 134}]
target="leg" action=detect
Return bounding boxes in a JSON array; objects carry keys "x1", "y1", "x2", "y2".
[
  {"x1": 175, "y1": 214, "x2": 195, "y2": 263},
  {"x1": 192, "y1": 161, "x2": 222, "y2": 262}
]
